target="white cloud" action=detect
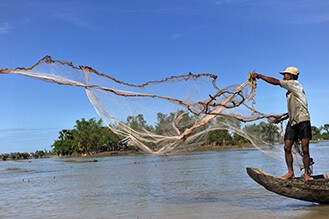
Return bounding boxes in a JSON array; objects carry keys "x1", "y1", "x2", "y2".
[{"x1": 0, "y1": 23, "x2": 14, "y2": 34}]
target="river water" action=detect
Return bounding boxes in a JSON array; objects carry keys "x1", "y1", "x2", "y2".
[{"x1": 1, "y1": 142, "x2": 328, "y2": 219}]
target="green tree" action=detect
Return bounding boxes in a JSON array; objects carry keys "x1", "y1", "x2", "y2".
[
  {"x1": 170, "y1": 110, "x2": 196, "y2": 134},
  {"x1": 98, "y1": 126, "x2": 120, "y2": 151},
  {"x1": 206, "y1": 117, "x2": 238, "y2": 146},
  {"x1": 20, "y1": 152, "x2": 30, "y2": 159},
  {"x1": 231, "y1": 132, "x2": 250, "y2": 146},
  {"x1": 311, "y1": 126, "x2": 320, "y2": 136},
  {"x1": 52, "y1": 118, "x2": 120, "y2": 155},
  {"x1": 243, "y1": 123, "x2": 260, "y2": 136},
  {"x1": 155, "y1": 112, "x2": 171, "y2": 135},
  {"x1": 1, "y1": 154, "x2": 9, "y2": 161},
  {"x1": 74, "y1": 118, "x2": 104, "y2": 153},
  {"x1": 34, "y1": 150, "x2": 46, "y2": 158},
  {"x1": 258, "y1": 122, "x2": 280, "y2": 144},
  {"x1": 244, "y1": 122, "x2": 280, "y2": 145},
  {"x1": 10, "y1": 152, "x2": 20, "y2": 160},
  {"x1": 127, "y1": 114, "x2": 154, "y2": 132},
  {"x1": 207, "y1": 129, "x2": 232, "y2": 146},
  {"x1": 52, "y1": 129, "x2": 76, "y2": 156},
  {"x1": 320, "y1": 124, "x2": 329, "y2": 134},
  {"x1": 155, "y1": 110, "x2": 199, "y2": 136}
]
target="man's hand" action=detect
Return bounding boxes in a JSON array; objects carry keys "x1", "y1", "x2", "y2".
[
  {"x1": 250, "y1": 72, "x2": 261, "y2": 79},
  {"x1": 250, "y1": 72, "x2": 281, "y2": 86},
  {"x1": 248, "y1": 71, "x2": 261, "y2": 83},
  {"x1": 268, "y1": 113, "x2": 289, "y2": 124}
]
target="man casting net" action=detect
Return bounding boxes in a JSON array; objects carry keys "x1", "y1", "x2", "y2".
[{"x1": 0, "y1": 56, "x2": 287, "y2": 156}]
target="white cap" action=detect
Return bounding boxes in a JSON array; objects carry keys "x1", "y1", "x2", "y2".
[{"x1": 279, "y1": 66, "x2": 299, "y2": 76}]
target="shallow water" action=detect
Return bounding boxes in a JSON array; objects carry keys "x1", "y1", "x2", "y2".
[{"x1": 1, "y1": 142, "x2": 329, "y2": 219}]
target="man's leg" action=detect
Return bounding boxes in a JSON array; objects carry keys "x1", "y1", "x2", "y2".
[
  {"x1": 281, "y1": 139, "x2": 294, "y2": 179},
  {"x1": 301, "y1": 138, "x2": 313, "y2": 180}
]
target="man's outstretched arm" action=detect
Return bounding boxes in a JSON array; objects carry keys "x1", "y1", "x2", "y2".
[{"x1": 251, "y1": 73, "x2": 280, "y2": 86}]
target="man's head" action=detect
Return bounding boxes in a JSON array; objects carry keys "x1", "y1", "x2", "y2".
[{"x1": 280, "y1": 66, "x2": 299, "y2": 80}]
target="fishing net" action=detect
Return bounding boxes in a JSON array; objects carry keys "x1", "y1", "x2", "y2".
[{"x1": 0, "y1": 56, "x2": 288, "y2": 156}]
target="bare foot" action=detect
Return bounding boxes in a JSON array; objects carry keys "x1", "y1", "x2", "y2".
[
  {"x1": 304, "y1": 175, "x2": 313, "y2": 181},
  {"x1": 279, "y1": 173, "x2": 294, "y2": 180}
]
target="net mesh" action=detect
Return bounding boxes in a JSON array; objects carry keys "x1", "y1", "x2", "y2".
[{"x1": 1, "y1": 56, "x2": 289, "y2": 157}]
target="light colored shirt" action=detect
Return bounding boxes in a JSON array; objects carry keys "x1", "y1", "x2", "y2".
[{"x1": 280, "y1": 80, "x2": 310, "y2": 126}]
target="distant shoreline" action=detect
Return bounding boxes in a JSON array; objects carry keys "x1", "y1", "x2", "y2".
[
  {"x1": 3, "y1": 141, "x2": 325, "y2": 161},
  {"x1": 50, "y1": 143, "x2": 255, "y2": 159}
]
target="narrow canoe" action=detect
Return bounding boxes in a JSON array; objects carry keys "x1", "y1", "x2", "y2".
[{"x1": 246, "y1": 167, "x2": 329, "y2": 204}]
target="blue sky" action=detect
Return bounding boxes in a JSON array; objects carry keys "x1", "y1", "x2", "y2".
[{"x1": 0, "y1": 0, "x2": 328, "y2": 153}]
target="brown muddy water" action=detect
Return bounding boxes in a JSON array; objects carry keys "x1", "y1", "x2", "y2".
[{"x1": 1, "y1": 142, "x2": 329, "y2": 218}]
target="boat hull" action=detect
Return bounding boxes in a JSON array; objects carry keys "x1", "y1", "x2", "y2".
[{"x1": 246, "y1": 167, "x2": 329, "y2": 204}]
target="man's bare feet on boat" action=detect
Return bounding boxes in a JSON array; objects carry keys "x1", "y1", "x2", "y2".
[
  {"x1": 303, "y1": 175, "x2": 313, "y2": 181},
  {"x1": 280, "y1": 173, "x2": 294, "y2": 179}
]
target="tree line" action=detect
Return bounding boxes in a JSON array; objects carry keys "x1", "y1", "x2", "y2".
[
  {"x1": 50, "y1": 112, "x2": 286, "y2": 156},
  {"x1": 2, "y1": 113, "x2": 328, "y2": 160},
  {"x1": 51, "y1": 113, "x2": 329, "y2": 156},
  {"x1": 52, "y1": 118, "x2": 119, "y2": 156},
  {"x1": 311, "y1": 124, "x2": 329, "y2": 140},
  {"x1": 0, "y1": 150, "x2": 49, "y2": 161}
]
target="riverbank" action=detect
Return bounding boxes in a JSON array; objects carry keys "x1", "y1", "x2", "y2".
[
  {"x1": 0, "y1": 143, "x2": 264, "y2": 161},
  {"x1": 50, "y1": 143, "x2": 255, "y2": 159},
  {"x1": 52, "y1": 139, "x2": 327, "y2": 159}
]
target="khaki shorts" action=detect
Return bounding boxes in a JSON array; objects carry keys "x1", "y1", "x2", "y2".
[{"x1": 284, "y1": 121, "x2": 312, "y2": 141}]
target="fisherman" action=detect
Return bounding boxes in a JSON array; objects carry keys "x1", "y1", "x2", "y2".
[{"x1": 251, "y1": 67, "x2": 313, "y2": 180}]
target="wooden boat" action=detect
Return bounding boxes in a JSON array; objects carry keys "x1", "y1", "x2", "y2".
[{"x1": 246, "y1": 167, "x2": 329, "y2": 204}]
